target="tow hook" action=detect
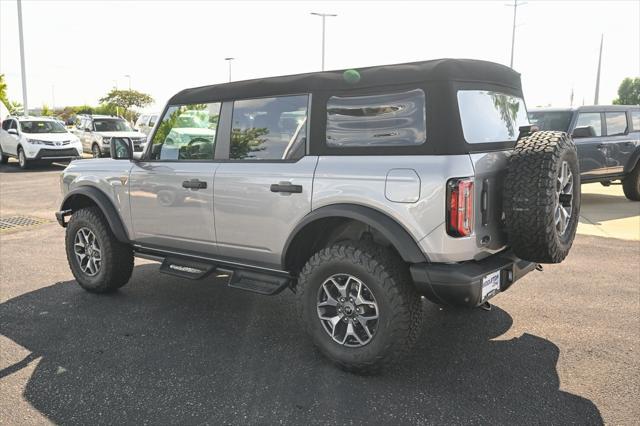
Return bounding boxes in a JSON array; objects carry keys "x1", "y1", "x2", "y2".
[
  {"x1": 536, "y1": 264, "x2": 544, "y2": 272},
  {"x1": 480, "y1": 301, "x2": 492, "y2": 311}
]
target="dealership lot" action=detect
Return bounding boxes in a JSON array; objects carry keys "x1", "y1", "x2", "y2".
[{"x1": 1, "y1": 162, "x2": 639, "y2": 424}]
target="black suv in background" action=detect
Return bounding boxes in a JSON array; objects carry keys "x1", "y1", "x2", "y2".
[{"x1": 528, "y1": 105, "x2": 640, "y2": 200}]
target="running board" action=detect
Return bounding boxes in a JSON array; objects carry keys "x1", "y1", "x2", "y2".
[
  {"x1": 228, "y1": 270, "x2": 290, "y2": 295},
  {"x1": 159, "y1": 257, "x2": 216, "y2": 280}
]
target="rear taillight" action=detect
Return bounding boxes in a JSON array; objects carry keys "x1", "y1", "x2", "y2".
[{"x1": 447, "y1": 178, "x2": 474, "y2": 237}]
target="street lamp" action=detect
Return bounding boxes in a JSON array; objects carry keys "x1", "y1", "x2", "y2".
[
  {"x1": 506, "y1": 1, "x2": 526, "y2": 69},
  {"x1": 17, "y1": 0, "x2": 28, "y2": 114},
  {"x1": 310, "y1": 12, "x2": 337, "y2": 71},
  {"x1": 224, "y1": 58, "x2": 234, "y2": 82}
]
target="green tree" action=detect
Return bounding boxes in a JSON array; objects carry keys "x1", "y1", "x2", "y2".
[
  {"x1": 41, "y1": 104, "x2": 52, "y2": 116},
  {"x1": 99, "y1": 89, "x2": 153, "y2": 122},
  {"x1": 7, "y1": 100, "x2": 23, "y2": 115},
  {"x1": 612, "y1": 77, "x2": 640, "y2": 105},
  {"x1": 0, "y1": 74, "x2": 7, "y2": 107},
  {"x1": 230, "y1": 127, "x2": 269, "y2": 159}
]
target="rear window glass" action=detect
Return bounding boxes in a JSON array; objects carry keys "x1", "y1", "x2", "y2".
[
  {"x1": 605, "y1": 112, "x2": 628, "y2": 136},
  {"x1": 632, "y1": 111, "x2": 640, "y2": 131},
  {"x1": 457, "y1": 90, "x2": 528, "y2": 144},
  {"x1": 326, "y1": 89, "x2": 426, "y2": 147}
]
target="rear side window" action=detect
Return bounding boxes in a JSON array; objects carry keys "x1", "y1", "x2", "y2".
[
  {"x1": 457, "y1": 90, "x2": 528, "y2": 144},
  {"x1": 632, "y1": 111, "x2": 640, "y2": 132},
  {"x1": 326, "y1": 89, "x2": 426, "y2": 147},
  {"x1": 575, "y1": 113, "x2": 602, "y2": 137},
  {"x1": 150, "y1": 102, "x2": 221, "y2": 161},
  {"x1": 230, "y1": 95, "x2": 308, "y2": 160},
  {"x1": 605, "y1": 112, "x2": 628, "y2": 136}
]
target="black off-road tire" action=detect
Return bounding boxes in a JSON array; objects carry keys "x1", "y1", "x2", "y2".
[
  {"x1": 65, "y1": 206, "x2": 134, "y2": 293},
  {"x1": 503, "y1": 131, "x2": 580, "y2": 263},
  {"x1": 92, "y1": 144, "x2": 102, "y2": 158},
  {"x1": 622, "y1": 162, "x2": 640, "y2": 201},
  {"x1": 296, "y1": 241, "x2": 423, "y2": 374}
]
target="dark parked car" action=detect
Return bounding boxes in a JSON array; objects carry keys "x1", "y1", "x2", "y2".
[{"x1": 528, "y1": 105, "x2": 640, "y2": 200}]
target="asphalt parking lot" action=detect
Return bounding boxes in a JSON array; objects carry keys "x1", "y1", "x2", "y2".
[{"x1": 1, "y1": 160, "x2": 639, "y2": 425}]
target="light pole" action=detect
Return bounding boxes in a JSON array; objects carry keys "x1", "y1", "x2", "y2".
[
  {"x1": 124, "y1": 74, "x2": 131, "y2": 91},
  {"x1": 224, "y1": 58, "x2": 234, "y2": 82},
  {"x1": 311, "y1": 12, "x2": 337, "y2": 71},
  {"x1": 17, "y1": 0, "x2": 28, "y2": 114},
  {"x1": 506, "y1": 1, "x2": 526, "y2": 69}
]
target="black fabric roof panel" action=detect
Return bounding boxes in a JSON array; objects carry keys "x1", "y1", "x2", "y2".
[{"x1": 169, "y1": 58, "x2": 522, "y2": 105}]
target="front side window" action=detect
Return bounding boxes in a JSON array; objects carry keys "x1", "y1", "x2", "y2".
[
  {"x1": 93, "y1": 118, "x2": 132, "y2": 132},
  {"x1": 457, "y1": 90, "x2": 528, "y2": 144},
  {"x1": 605, "y1": 112, "x2": 628, "y2": 136},
  {"x1": 326, "y1": 89, "x2": 426, "y2": 147},
  {"x1": 149, "y1": 103, "x2": 221, "y2": 161},
  {"x1": 230, "y1": 95, "x2": 308, "y2": 160},
  {"x1": 20, "y1": 120, "x2": 67, "y2": 134},
  {"x1": 1, "y1": 120, "x2": 11, "y2": 131},
  {"x1": 575, "y1": 113, "x2": 602, "y2": 137}
]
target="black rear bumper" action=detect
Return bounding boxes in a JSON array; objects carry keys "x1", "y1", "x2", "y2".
[{"x1": 410, "y1": 251, "x2": 537, "y2": 307}]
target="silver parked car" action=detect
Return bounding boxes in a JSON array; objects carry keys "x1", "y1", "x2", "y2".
[
  {"x1": 73, "y1": 114, "x2": 147, "y2": 157},
  {"x1": 56, "y1": 59, "x2": 581, "y2": 372},
  {"x1": 134, "y1": 112, "x2": 159, "y2": 136}
]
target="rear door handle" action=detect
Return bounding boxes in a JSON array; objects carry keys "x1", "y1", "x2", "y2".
[
  {"x1": 182, "y1": 179, "x2": 207, "y2": 190},
  {"x1": 270, "y1": 182, "x2": 303, "y2": 194}
]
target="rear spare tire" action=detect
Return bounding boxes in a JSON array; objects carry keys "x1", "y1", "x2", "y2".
[{"x1": 503, "y1": 131, "x2": 580, "y2": 264}]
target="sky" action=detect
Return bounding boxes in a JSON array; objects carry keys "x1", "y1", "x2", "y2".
[{"x1": 1, "y1": 0, "x2": 639, "y2": 113}]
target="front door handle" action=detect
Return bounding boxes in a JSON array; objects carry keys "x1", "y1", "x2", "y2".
[
  {"x1": 182, "y1": 179, "x2": 207, "y2": 190},
  {"x1": 270, "y1": 182, "x2": 303, "y2": 194}
]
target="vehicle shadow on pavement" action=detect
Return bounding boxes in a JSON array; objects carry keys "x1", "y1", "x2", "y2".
[
  {"x1": 0, "y1": 264, "x2": 603, "y2": 425},
  {"x1": 580, "y1": 192, "x2": 640, "y2": 223},
  {"x1": 0, "y1": 161, "x2": 67, "y2": 173}
]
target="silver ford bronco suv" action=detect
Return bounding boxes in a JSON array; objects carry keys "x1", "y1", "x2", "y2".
[{"x1": 57, "y1": 59, "x2": 581, "y2": 372}]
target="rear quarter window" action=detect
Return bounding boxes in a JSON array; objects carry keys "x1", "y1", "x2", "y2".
[
  {"x1": 457, "y1": 90, "x2": 528, "y2": 144},
  {"x1": 326, "y1": 89, "x2": 426, "y2": 147},
  {"x1": 630, "y1": 110, "x2": 639, "y2": 132}
]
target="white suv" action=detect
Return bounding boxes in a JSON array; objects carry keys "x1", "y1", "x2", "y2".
[
  {"x1": 0, "y1": 116, "x2": 83, "y2": 169},
  {"x1": 74, "y1": 115, "x2": 147, "y2": 158}
]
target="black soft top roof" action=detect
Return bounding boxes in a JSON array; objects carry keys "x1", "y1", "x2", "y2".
[{"x1": 169, "y1": 58, "x2": 521, "y2": 105}]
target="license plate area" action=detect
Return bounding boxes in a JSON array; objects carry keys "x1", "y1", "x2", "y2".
[{"x1": 481, "y1": 270, "x2": 501, "y2": 301}]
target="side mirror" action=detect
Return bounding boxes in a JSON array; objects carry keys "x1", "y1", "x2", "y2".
[
  {"x1": 110, "y1": 137, "x2": 133, "y2": 160},
  {"x1": 572, "y1": 126, "x2": 595, "y2": 138},
  {"x1": 7, "y1": 128, "x2": 18, "y2": 136}
]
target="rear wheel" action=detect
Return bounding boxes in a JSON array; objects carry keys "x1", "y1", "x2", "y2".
[
  {"x1": 17, "y1": 147, "x2": 29, "y2": 169},
  {"x1": 622, "y1": 163, "x2": 640, "y2": 201},
  {"x1": 503, "y1": 131, "x2": 580, "y2": 263},
  {"x1": 65, "y1": 206, "x2": 133, "y2": 293},
  {"x1": 296, "y1": 241, "x2": 422, "y2": 374}
]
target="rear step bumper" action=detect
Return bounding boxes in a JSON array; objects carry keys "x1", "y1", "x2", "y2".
[{"x1": 409, "y1": 250, "x2": 536, "y2": 307}]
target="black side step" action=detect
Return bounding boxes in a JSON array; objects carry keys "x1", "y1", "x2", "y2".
[
  {"x1": 159, "y1": 257, "x2": 216, "y2": 280},
  {"x1": 228, "y1": 270, "x2": 291, "y2": 295}
]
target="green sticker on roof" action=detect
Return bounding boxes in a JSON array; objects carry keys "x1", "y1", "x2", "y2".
[{"x1": 343, "y1": 69, "x2": 361, "y2": 84}]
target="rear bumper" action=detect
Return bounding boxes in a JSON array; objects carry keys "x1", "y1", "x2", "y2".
[{"x1": 410, "y1": 250, "x2": 537, "y2": 307}]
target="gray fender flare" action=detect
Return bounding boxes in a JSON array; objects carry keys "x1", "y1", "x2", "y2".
[
  {"x1": 59, "y1": 186, "x2": 130, "y2": 243},
  {"x1": 282, "y1": 204, "x2": 427, "y2": 266}
]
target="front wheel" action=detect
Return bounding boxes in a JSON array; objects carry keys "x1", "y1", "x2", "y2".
[
  {"x1": 296, "y1": 241, "x2": 423, "y2": 373},
  {"x1": 92, "y1": 144, "x2": 102, "y2": 158},
  {"x1": 65, "y1": 206, "x2": 134, "y2": 293},
  {"x1": 0, "y1": 145, "x2": 8, "y2": 164},
  {"x1": 622, "y1": 162, "x2": 640, "y2": 201},
  {"x1": 17, "y1": 147, "x2": 29, "y2": 169}
]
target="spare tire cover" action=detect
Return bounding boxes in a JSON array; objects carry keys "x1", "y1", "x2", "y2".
[{"x1": 503, "y1": 131, "x2": 580, "y2": 263}]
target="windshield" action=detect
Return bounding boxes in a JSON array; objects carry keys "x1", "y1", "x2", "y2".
[
  {"x1": 528, "y1": 111, "x2": 573, "y2": 132},
  {"x1": 93, "y1": 119, "x2": 132, "y2": 132},
  {"x1": 20, "y1": 120, "x2": 67, "y2": 134}
]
